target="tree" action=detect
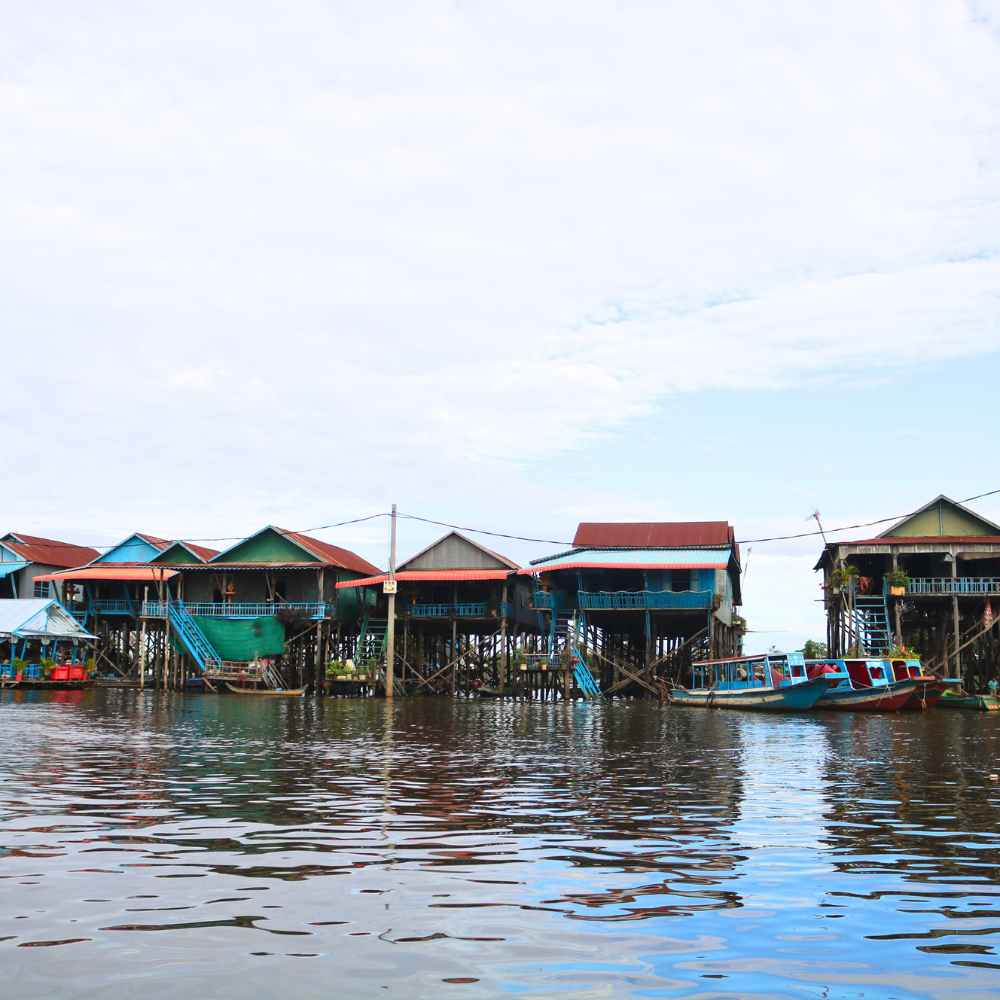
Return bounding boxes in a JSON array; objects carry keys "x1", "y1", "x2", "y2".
[{"x1": 802, "y1": 639, "x2": 829, "y2": 658}]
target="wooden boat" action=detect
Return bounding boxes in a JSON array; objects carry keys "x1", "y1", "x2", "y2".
[
  {"x1": 672, "y1": 652, "x2": 834, "y2": 712},
  {"x1": 225, "y1": 683, "x2": 306, "y2": 698},
  {"x1": 938, "y1": 691, "x2": 1000, "y2": 711},
  {"x1": 475, "y1": 686, "x2": 512, "y2": 699},
  {"x1": 808, "y1": 658, "x2": 917, "y2": 711},
  {"x1": 885, "y1": 658, "x2": 961, "y2": 710}
]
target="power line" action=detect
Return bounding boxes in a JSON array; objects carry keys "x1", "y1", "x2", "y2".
[{"x1": 10, "y1": 486, "x2": 1000, "y2": 558}]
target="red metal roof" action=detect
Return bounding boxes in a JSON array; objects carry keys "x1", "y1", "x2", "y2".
[
  {"x1": 337, "y1": 569, "x2": 514, "y2": 589},
  {"x1": 276, "y1": 529, "x2": 382, "y2": 575},
  {"x1": 3, "y1": 533, "x2": 101, "y2": 569},
  {"x1": 136, "y1": 533, "x2": 173, "y2": 550},
  {"x1": 36, "y1": 566, "x2": 178, "y2": 582},
  {"x1": 573, "y1": 521, "x2": 735, "y2": 548},
  {"x1": 176, "y1": 541, "x2": 220, "y2": 561}
]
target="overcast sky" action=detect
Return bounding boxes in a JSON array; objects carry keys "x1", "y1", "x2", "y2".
[{"x1": 5, "y1": 2, "x2": 1000, "y2": 651}]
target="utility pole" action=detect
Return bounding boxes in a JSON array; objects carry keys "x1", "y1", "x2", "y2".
[{"x1": 385, "y1": 503, "x2": 397, "y2": 699}]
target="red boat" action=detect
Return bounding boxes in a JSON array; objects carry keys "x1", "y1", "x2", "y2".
[
  {"x1": 808, "y1": 659, "x2": 918, "y2": 712},
  {"x1": 886, "y1": 659, "x2": 957, "y2": 710}
]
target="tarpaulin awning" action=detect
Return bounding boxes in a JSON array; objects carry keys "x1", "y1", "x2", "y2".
[
  {"x1": 0, "y1": 599, "x2": 96, "y2": 640},
  {"x1": 0, "y1": 561, "x2": 29, "y2": 580},
  {"x1": 522, "y1": 547, "x2": 732, "y2": 575},
  {"x1": 337, "y1": 569, "x2": 514, "y2": 589},
  {"x1": 35, "y1": 567, "x2": 179, "y2": 583}
]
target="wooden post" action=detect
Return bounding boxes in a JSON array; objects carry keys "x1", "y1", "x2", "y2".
[
  {"x1": 385, "y1": 504, "x2": 397, "y2": 699},
  {"x1": 138, "y1": 585, "x2": 148, "y2": 689},
  {"x1": 315, "y1": 570, "x2": 325, "y2": 693},
  {"x1": 951, "y1": 551, "x2": 961, "y2": 678}
]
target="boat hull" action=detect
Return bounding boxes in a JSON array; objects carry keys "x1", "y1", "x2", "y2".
[
  {"x1": 901, "y1": 679, "x2": 946, "y2": 711},
  {"x1": 671, "y1": 676, "x2": 830, "y2": 712},
  {"x1": 938, "y1": 694, "x2": 1000, "y2": 711},
  {"x1": 817, "y1": 680, "x2": 917, "y2": 712},
  {"x1": 225, "y1": 684, "x2": 306, "y2": 698}
]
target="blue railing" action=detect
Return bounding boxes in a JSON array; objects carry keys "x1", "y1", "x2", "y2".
[
  {"x1": 410, "y1": 602, "x2": 489, "y2": 618},
  {"x1": 578, "y1": 589, "x2": 713, "y2": 610},
  {"x1": 905, "y1": 577, "x2": 1000, "y2": 596},
  {"x1": 91, "y1": 599, "x2": 134, "y2": 615},
  {"x1": 499, "y1": 601, "x2": 513, "y2": 618},
  {"x1": 531, "y1": 591, "x2": 556, "y2": 610},
  {"x1": 167, "y1": 603, "x2": 221, "y2": 672},
  {"x1": 143, "y1": 601, "x2": 330, "y2": 619}
]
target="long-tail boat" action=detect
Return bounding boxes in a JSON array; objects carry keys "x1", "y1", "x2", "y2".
[
  {"x1": 885, "y1": 658, "x2": 962, "y2": 710},
  {"x1": 807, "y1": 658, "x2": 917, "y2": 711},
  {"x1": 938, "y1": 690, "x2": 1000, "y2": 711},
  {"x1": 671, "y1": 652, "x2": 834, "y2": 711}
]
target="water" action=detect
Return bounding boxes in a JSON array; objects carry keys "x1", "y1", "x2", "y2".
[{"x1": 0, "y1": 692, "x2": 998, "y2": 999}]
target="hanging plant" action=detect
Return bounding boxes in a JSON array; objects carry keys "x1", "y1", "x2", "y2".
[
  {"x1": 886, "y1": 568, "x2": 910, "y2": 590},
  {"x1": 831, "y1": 565, "x2": 859, "y2": 592}
]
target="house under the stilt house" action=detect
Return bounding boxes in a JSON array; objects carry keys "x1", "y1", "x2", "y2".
[
  {"x1": 0, "y1": 597, "x2": 97, "y2": 681},
  {"x1": 815, "y1": 494, "x2": 1000, "y2": 684},
  {"x1": 0, "y1": 533, "x2": 99, "y2": 601},
  {"x1": 524, "y1": 520, "x2": 744, "y2": 697},
  {"x1": 335, "y1": 531, "x2": 537, "y2": 694},
  {"x1": 158, "y1": 526, "x2": 383, "y2": 688}
]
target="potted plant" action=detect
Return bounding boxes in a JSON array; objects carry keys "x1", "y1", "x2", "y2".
[
  {"x1": 886, "y1": 568, "x2": 909, "y2": 597},
  {"x1": 830, "y1": 565, "x2": 859, "y2": 593}
]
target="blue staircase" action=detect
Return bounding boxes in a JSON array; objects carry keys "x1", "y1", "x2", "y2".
[
  {"x1": 565, "y1": 614, "x2": 601, "y2": 699},
  {"x1": 355, "y1": 618, "x2": 388, "y2": 666},
  {"x1": 168, "y1": 601, "x2": 223, "y2": 673},
  {"x1": 852, "y1": 595, "x2": 893, "y2": 655}
]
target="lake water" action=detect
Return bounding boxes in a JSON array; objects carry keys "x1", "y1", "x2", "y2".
[{"x1": 0, "y1": 691, "x2": 998, "y2": 999}]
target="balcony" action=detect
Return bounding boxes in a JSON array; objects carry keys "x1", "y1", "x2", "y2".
[
  {"x1": 904, "y1": 577, "x2": 1000, "y2": 596},
  {"x1": 91, "y1": 599, "x2": 134, "y2": 615},
  {"x1": 531, "y1": 591, "x2": 556, "y2": 611},
  {"x1": 578, "y1": 589, "x2": 714, "y2": 611},
  {"x1": 141, "y1": 601, "x2": 331, "y2": 619},
  {"x1": 410, "y1": 602, "x2": 489, "y2": 618}
]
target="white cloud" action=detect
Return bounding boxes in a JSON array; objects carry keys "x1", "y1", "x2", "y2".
[{"x1": 3, "y1": 1, "x2": 1000, "y2": 639}]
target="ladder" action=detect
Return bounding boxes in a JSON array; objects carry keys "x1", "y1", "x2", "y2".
[
  {"x1": 851, "y1": 595, "x2": 893, "y2": 655},
  {"x1": 355, "y1": 618, "x2": 388, "y2": 667},
  {"x1": 567, "y1": 614, "x2": 601, "y2": 699},
  {"x1": 167, "y1": 601, "x2": 223, "y2": 673}
]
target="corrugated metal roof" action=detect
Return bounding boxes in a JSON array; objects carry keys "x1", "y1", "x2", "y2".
[
  {"x1": 35, "y1": 567, "x2": 178, "y2": 582},
  {"x1": 398, "y1": 531, "x2": 520, "y2": 571},
  {"x1": 573, "y1": 521, "x2": 734, "y2": 548},
  {"x1": 0, "y1": 599, "x2": 96, "y2": 639},
  {"x1": 276, "y1": 528, "x2": 382, "y2": 576},
  {"x1": 337, "y1": 569, "x2": 515, "y2": 589},
  {"x1": 2, "y1": 533, "x2": 101, "y2": 569},
  {"x1": 525, "y1": 547, "x2": 731, "y2": 574}
]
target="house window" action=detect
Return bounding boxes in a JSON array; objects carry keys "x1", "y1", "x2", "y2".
[
  {"x1": 33, "y1": 580, "x2": 51, "y2": 598},
  {"x1": 671, "y1": 569, "x2": 692, "y2": 592}
]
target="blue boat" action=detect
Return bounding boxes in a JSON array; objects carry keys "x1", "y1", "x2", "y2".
[{"x1": 672, "y1": 652, "x2": 834, "y2": 712}]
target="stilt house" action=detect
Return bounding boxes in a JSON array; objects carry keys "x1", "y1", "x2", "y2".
[
  {"x1": 816, "y1": 495, "x2": 1000, "y2": 680},
  {"x1": 525, "y1": 521, "x2": 743, "y2": 694}
]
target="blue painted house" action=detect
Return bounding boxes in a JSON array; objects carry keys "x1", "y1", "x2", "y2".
[{"x1": 526, "y1": 521, "x2": 743, "y2": 693}]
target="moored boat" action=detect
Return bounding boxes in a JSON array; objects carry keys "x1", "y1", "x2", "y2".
[
  {"x1": 672, "y1": 652, "x2": 835, "y2": 712},
  {"x1": 225, "y1": 683, "x2": 306, "y2": 698},
  {"x1": 886, "y1": 658, "x2": 961, "y2": 710},
  {"x1": 808, "y1": 658, "x2": 917, "y2": 711},
  {"x1": 938, "y1": 691, "x2": 1000, "y2": 711}
]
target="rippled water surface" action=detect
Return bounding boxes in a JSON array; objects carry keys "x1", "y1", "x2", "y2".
[{"x1": 1, "y1": 692, "x2": 999, "y2": 998}]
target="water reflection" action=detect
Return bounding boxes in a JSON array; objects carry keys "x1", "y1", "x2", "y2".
[{"x1": 0, "y1": 691, "x2": 998, "y2": 997}]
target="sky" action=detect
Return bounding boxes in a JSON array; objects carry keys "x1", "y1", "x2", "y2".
[{"x1": 4, "y1": 2, "x2": 1000, "y2": 652}]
